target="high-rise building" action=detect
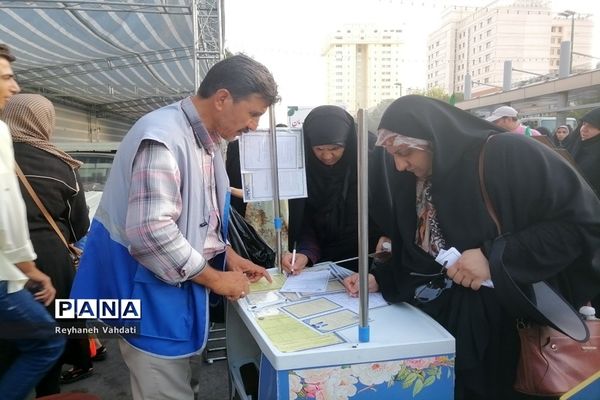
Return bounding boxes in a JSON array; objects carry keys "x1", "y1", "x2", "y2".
[
  {"x1": 426, "y1": 0, "x2": 594, "y2": 96},
  {"x1": 323, "y1": 25, "x2": 406, "y2": 116}
]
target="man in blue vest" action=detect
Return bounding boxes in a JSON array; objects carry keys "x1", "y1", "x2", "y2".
[{"x1": 71, "y1": 54, "x2": 277, "y2": 399}]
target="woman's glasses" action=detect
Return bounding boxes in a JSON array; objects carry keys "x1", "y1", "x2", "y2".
[{"x1": 410, "y1": 262, "x2": 453, "y2": 303}]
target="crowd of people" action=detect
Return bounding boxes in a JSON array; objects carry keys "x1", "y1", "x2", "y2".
[{"x1": 2, "y1": 39, "x2": 600, "y2": 400}]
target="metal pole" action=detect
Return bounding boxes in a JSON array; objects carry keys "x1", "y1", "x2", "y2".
[
  {"x1": 569, "y1": 15, "x2": 575, "y2": 73},
  {"x1": 356, "y1": 109, "x2": 370, "y2": 343},
  {"x1": 502, "y1": 60, "x2": 512, "y2": 91},
  {"x1": 464, "y1": 73, "x2": 472, "y2": 100},
  {"x1": 559, "y1": 41, "x2": 571, "y2": 78},
  {"x1": 268, "y1": 106, "x2": 283, "y2": 273},
  {"x1": 191, "y1": 0, "x2": 200, "y2": 90}
]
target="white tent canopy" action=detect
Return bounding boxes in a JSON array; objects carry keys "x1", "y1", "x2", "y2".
[{"x1": 1, "y1": 0, "x2": 223, "y2": 121}]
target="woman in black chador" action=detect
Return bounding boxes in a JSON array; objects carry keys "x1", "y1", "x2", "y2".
[
  {"x1": 343, "y1": 95, "x2": 600, "y2": 400},
  {"x1": 570, "y1": 107, "x2": 600, "y2": 317},
  {"x1": 283, "y1": 105, "x2": 378, "y2": 273},
  {"x1": 571, "y1": 107, "x2": 600, "y2": 197}
]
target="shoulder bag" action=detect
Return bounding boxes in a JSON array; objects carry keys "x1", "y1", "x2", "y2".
[
  {"x1": 478, "y1": 138, "x2": 600, "y2": 397},
  {"x1": 15, "y1": 163, "x2": 83, "y2": 268}
]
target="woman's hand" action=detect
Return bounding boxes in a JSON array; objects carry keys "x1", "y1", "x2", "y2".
[
  {"x1": 375, "y1": 236, "x2": 392, "y2": 253},
  {"x1": 445, "y1": 248, "x2": 491, "y2": 291},
  {"x1": 281, "y1": 252, "x2": 309, "y2": 275},
  {"x1": 343, "y1": 273, "x2": 379, "y2": 297}
]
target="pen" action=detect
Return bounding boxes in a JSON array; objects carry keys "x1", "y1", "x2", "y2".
[{"x1": 290, "y1": 241, "x2": 297, "y2": 274}]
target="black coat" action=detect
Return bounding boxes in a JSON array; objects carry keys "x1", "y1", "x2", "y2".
[
  {"x1": 14, "y1": 143, "x2": 89, "y2": 302},
  {"x1": 373, "y1": 96, "x2": 600, "y2": 400},
  {"x1": 574, "y1": 135, "x2": 600, "y2": 196},
  {"x1": 288, "y1": 106, "x2": 379, "y2": 271}
]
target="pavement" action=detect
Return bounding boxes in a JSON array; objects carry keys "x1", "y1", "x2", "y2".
[{"x1": 56, "y1": 324, "x2": 231, "y2": 400}]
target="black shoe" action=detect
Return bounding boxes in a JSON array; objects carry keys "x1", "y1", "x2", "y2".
[
  {"x1": 91, "y1": 345, "x2": 107, "y2": 362},
  {"x1": 60, "y1": 367, "x2": 94, "y2": 384}
]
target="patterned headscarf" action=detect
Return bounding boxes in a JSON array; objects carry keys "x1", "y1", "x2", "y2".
[
  {"x1": 376, "y1": 128, "x2": 442, "y2": 255},
  {"x1": 2, "y1": 94, "x2": 82, "y2": 169},
  {"x1": 376, "y1": 129, "x2": 430, "y2": 151}
]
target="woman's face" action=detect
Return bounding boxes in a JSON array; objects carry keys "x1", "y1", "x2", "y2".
[
  {"x1": 555, "y1": 127, "x2": 569, "y2": 142},
  {"x1": 385, "y1": 145, "x2": 433, "y2": 179},
  {"x1": 312, "y1": 145, "x2": 345, "y2": 166},
  {"x1": 580, "y1": 122, "x2": 600, "y2": 141}
]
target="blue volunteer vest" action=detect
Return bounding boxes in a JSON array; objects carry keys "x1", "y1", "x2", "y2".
[{"x1": 71, "y1": 98, "x2": 229, "y2": 357}]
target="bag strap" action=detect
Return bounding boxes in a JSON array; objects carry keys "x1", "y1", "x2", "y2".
[
  {"x1": 478, "y1": 136, "x2": 501, "y2": 235},
  {"x1": 15, "y1": 163, "x2": 71, "y2": 250},
  {"x1": 524, "y1": 126, "x2": 532, "y2": 137}
]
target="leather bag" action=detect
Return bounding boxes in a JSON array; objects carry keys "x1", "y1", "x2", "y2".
[
  {"x1": 514, "y1": 321, "x2": 600, "y2": 396},
  {"x1": 478, "y1": 137, "x2": 600, "y2": 396}
]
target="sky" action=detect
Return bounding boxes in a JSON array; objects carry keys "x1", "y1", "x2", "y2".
[{"x1": 223, "y1": 0, "x2": 600, "y2": 126}]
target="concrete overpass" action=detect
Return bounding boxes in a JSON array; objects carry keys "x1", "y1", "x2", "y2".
[{"x1": 455, "y1": 69, "x2": 600, "y2": 126}]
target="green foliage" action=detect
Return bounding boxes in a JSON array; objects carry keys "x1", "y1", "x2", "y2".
[{"x1": 410, "y1": 86, "x2": 451, "y2": 102}]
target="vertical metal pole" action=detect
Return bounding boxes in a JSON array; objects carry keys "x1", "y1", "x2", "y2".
[
  {"x1": 217, "y1": 0, "x2": 225, "y2": 59},
  {"x1": 502, "y1": 60, "x2": 512, "y2": 91},
  {"x1": 356, "y1": 109, "x2": 370, "y2": 343},
  {"x1": 559, "y1": 41, "x2": 571, "y2": 78},
  {"x1": 464, "y1": 73, "x2": 472, "y2": 100},
  {"x1": 191, "y1": 0, "x2": 200, "y2": 89},
  {"x1": 569, "y1": 15, "x2": 575, "y2": 73},
  {"x1": 268, "y1": 106, "x2": 283, "y2": 273}
]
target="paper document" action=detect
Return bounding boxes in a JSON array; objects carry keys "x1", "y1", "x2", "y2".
[
  {"x1": 303, "y1": 309, "x2": 360, "y2": 333},
  {"x1": 282, "y1": 298, "x2": 341, "y2": 319},
  {"x1": 245, "y1": 291, "x2": 287, "y2": 310},
  {"x1": 323, "y1": 292, "x2": 389, "y2": 314},
  {"x1": 280, "y1": 270, "x2": 330, "y2": 293},
  {"x1": 255, "y1": 310, "x2": 345, "y2": 352},
  {"x1": 239, "y1": 129, "x2": 308, "y2": 202},
  {"x1": 249, "y1": 273, "x2": 286, "y2": 292},
  {"x1": 436, "y1": 247, "x2": 494, "y2": 288}
]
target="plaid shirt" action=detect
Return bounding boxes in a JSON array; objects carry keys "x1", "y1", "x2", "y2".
[{"x1": 125, "y1": 139, "x2": 226, "y2": 284}]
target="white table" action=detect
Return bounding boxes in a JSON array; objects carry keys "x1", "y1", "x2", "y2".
[{"x1": 226, "y1": 271, "x2": 455, "y2": 400}]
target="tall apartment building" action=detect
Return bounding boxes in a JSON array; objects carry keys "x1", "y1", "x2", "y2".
[
  {"x1": 323, "y1": 25, "x2": 406, "y2": 116},
  {"x1": 426, "y1": 0, "x2": 594, "y2": 96}
]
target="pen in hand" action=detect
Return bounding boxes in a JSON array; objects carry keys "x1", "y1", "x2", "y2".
[{"x1": 290, "y1": 241, "x2": 297, "y2": 275}]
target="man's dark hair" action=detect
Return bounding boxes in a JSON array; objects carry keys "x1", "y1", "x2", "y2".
[
  {"x1": 0, "y1": 44, "x2": 16, "y2": 62},
  {"x1": 197, "y1": 54, "x2": 279, "y2": 105}
]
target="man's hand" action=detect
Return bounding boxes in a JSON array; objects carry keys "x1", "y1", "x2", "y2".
[
  {"x1": 343, "y1": 273, "x2": 379, "y2": 298},
  {"x1": 16, "y1": 261, "x2": 56, "y2": 306},
  {"x1": 192, "y1": 267, "x2": 249, "y2": 301},
  {"x1": 445, "y1": 248, "x2": 491, "y2": 291},
  {"x1": 226, "y1": 246, "x2": 272, "y2": 283}
]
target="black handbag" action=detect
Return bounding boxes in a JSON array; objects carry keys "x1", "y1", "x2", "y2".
[{"x1": 228, "y1": 207, "x2": 275, "y2": 269}]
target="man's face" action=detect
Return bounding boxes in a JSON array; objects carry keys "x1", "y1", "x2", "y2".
[
  {"x1": 215, "y1": 91, "x2": 269, "y2": 142},
  {"x1": 580, "y1": 122, "x2": 600, "y2": 141},
  {"x1": 493, "y1": 116, "x2": 513, "y2": 131},
  {"x1": 0, "y1": 57, "x2": 20, "y2": 110}
]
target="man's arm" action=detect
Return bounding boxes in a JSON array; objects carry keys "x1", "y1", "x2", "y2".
[
  {"x1": 124, "y1": 140, "x2": 254, "y2": 300},
  {"x1": 125, "y1": 140, "x2": 207, "y2": 284}
]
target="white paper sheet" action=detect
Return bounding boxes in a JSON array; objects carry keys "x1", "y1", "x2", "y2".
[
  {"x1": 280, "y1": 270, "x2": 330, "y2": 293},
  {"x1": 323, "y1": 292, "x2": 389, "y2": 314}
]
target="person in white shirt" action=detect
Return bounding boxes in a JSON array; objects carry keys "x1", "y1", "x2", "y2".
[
  {"x1": 0, "y1": 43, "x2": 65, "y2": 400},
  {"x1": 485, "y1": 106, "x2": 541, "y2": 136}
]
